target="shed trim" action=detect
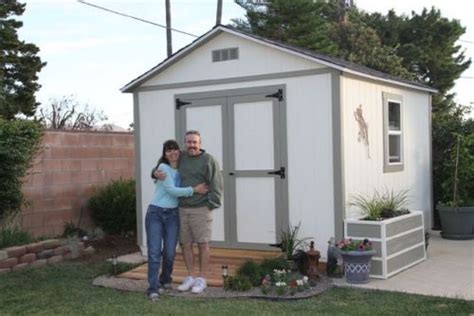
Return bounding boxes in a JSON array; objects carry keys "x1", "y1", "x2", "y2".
[
  {"x1": 133, "y1": 92, "x2": 144, "y2": 248},
  {"x1": 331, "y1": 70, "x2": 345, "y2": 241},
  {"x1": 135, "y1": 68, "x2": 332, "y2": 92}
]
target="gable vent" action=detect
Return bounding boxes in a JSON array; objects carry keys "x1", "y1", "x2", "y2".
[{"x1": 212, "y1": 47, "x2": 239, "y2": 62}]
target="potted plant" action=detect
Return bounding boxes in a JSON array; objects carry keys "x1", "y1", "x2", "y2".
[
  {"x1": 436, "y1": 133, "x2": 474, "y2": 240},
  {"x1": 344, "y1": 188, "x2": 426, "y2": 279},
  {"x1": 270, "y1": 223, "x2": 310, "y2": 271},
  {"x1": 336, "y1": 238, "x2": 375, "y2": 284}
]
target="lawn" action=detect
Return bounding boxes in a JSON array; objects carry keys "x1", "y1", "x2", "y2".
[{"x1": 0, "y1": 260, "x2": 472, "y2": 315}]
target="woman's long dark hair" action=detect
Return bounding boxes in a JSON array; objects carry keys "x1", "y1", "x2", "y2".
[{"x1": 157, "y1": 139, "x2": 180, "y2": 166}]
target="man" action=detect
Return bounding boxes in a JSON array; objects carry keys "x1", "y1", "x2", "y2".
[{"x1": 153, "y1": 130, "x2": 223, "y2": 294}]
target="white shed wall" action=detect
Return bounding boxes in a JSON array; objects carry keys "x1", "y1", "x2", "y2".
[
  {"x1": 142, "y1": 32, "x2": 324, "y2": 87},
  {"x1": 341, "y1": 76, "x2": 432, "y2": 229},
  {"x1": 137, "y1": 73, "x2": 335, "y2": 256}
]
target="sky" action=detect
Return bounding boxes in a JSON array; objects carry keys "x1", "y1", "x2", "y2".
[{"x1": 17, "y1": 0, "x2": 473, "y2": 128}]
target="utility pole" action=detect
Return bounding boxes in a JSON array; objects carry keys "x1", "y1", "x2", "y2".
[
  {"x1": 165, "y1": 0, "x2": 172, "y2": 57},
  {"x1": 216, "y1": 0, "x2": 223, "y2": 25}
]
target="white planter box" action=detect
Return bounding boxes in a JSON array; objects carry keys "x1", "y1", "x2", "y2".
[{"x1": 344, "y1": 211, "x2": 426, "y2": 279}]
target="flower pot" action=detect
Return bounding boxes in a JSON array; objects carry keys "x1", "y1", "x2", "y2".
[
  {"x1": 340, "y1": 250, "x2": 376, "y2": 284},
  {"x1": 286, "y1": 259, "x2": 298, "y2": 272},
  {"x1": 437, "y1": 206, "x2": 474, "y2": 240}
]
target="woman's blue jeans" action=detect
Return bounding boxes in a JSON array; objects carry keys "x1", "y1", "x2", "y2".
[{"x1": 145, "y1": 205, "x2": 179, "y2": 294}]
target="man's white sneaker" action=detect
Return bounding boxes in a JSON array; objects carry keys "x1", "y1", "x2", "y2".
[
  {"x1": 177, "y1": 276, "x2": 195, "y2": 292},
  {"x1": 191, "y1": 277, "x2": 207, "y2": 294}
]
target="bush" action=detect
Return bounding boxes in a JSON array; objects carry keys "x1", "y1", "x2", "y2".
[
  {"x1": 88, "y1": 179, "x2": 136, "y2": 235},
  {"x1": 223, "y1": 275, "x2": 252, "y2": 292},
  {"x1": 63, "y1": 221, "x2": 86, "y2": 238},
  {"x1": 0, "y1": 227, "x2": 33, "y2": 249},
  {"x1": 236, "y1": 260, "x2": 262, "y2": 286},
  {"x1": 259, "y1": 257, "x2": 289, "y2": 276},
  {"x1": 0, "y1": 119, "x2": 42, "y2": 222}
]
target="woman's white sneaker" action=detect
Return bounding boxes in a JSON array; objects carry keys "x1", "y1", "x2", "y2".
[
  {"x1": 177, "y1": 276, "x2": 195, "y2": 292},
  {"x1": 191, "y1": 277, "x2": 207, "y2": 294}
]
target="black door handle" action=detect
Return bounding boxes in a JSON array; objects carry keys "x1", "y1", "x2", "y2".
[
  {"x1": 268, "y1": 167, "x2": 285, "y2": 179},
  {"x1": 229, "y1": 172, "x2": 235, "y2": 176}
]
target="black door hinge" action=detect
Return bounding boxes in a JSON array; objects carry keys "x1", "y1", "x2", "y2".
[
  {"x1": 176, "y1": 98, "x2": 191, "y2": 110},
  {"x1": 268, "y1": 166, "x2": 286, "y2": 179},
  {"x1": 265, "y1": 89, "x2": 284, "y2": 101}
]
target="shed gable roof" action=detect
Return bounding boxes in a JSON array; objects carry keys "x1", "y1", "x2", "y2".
[{"x1": 121, "y1": 25, "x2": 437, "y2": 93}]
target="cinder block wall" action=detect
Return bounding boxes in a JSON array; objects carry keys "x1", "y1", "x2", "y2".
[{"x1": 21, "y1": 130, "x2": 135, "y2": 237}]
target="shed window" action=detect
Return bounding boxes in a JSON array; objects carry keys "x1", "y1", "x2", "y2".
[
  {"x1": 383, "y1": 92, "x2": 404, "y2": 172},
  {"x1": 212, "y1": 47, "x2": 239, "y2": 62}
]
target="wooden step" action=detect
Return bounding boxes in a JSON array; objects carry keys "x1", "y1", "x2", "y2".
[{"x1": 118, "y1": 247, "x2": 281, "y2": 287}]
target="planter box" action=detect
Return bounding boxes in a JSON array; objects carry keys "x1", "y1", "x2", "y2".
[{"x1": 344, "y1": 211, "x2": 426, "y2": 279}]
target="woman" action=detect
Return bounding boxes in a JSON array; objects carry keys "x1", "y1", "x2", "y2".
[{"x1": 146, "y1": 140, "x2": 208, "y2": 300}]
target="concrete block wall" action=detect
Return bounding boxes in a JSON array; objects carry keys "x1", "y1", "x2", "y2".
[{"x1": 21, "y1": 130, "x2": 135, "y2": 237}]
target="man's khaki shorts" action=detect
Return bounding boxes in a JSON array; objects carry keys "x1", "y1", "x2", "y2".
[{"x1": 179, "y1": 206, "x2": 213, "y2": 244}]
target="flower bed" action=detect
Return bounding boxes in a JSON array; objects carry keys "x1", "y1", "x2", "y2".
[{"x1": 260, "y1": 269, "x2": 310, "y2": 296}]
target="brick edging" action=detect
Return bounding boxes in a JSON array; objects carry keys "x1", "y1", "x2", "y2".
[{"x1": 0, "y1": 239, "x2": 95, "y2": 273}]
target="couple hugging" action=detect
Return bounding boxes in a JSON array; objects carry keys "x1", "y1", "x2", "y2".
[{"x1": 146, "y1": 130, "x2": 223, "y2": 300}]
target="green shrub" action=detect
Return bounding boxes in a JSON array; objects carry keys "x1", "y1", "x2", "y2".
[
  {"x1": 236, "y1": 260, "x2": 262, "y2": 286},
  {"x1": 88, "y1": 179, "x2": 136, "y2": 235},
  {"x1": 0, "y1": 227, "x2": 33, "y2": 249},
  {"x1": 223, "y1": 275, "x2": 252, "y2": 292},
  {"x1": 259, "y1": 257, "x2": 289, "y2": 276},
  {"x1": 63, "y1": 221, "x2": 86, "y2": 238},
  {"x1": 0, "y1": 119, "x2": 42, "y2": 222}
]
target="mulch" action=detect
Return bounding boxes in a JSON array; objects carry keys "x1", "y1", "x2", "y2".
[
  {"x1": 93, "y1": 274, "x2": 333, "y2": 300},
  {"x1": 78, "y1": 234, "x2": 140, "y2": 263}
]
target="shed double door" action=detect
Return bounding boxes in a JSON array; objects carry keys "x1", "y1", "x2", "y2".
[{"x1": 175, "y1": 86, "x2": 288, "y2": 249}]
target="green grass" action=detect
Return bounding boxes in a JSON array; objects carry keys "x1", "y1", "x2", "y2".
[{"x1": 0, "y1": 261, "x2": 472, "y2": 315}]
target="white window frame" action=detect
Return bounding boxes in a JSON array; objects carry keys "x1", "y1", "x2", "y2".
[{"x1": 382, "y1": 92, "x2": 404, "y2": 173}]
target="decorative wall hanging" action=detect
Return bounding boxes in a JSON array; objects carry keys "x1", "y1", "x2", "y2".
[{"x1": 354, "y1": 104, "x2": 370, "y2": 159}]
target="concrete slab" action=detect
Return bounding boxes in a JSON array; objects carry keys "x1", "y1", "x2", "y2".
[
  {"x1": 106, "y1": 252, "x2": 147, "y2": 265},
  {"x1": 333, "y1": 231, "x2": 474, "y2": 300}
]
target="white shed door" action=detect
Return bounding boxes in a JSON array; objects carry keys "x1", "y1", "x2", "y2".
[
  {"x1": 176, "y1": 87, "x2": 288, "y2": 249},
  {"x1": 180, "y1": 98, "x2": 226, "y2": 242}
]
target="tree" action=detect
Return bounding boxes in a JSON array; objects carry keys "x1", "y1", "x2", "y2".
[
  {"x1": 233, "y1": 0, "x2": 409, "y2": 77},
  {"x1": 361, "y1": 8, "x2": 470, "y2": 96},
  {"x1": 0, "y1": 119, "x2": 42, "y2": 223},
  {"x1": 0, "y1": 0, "x2": 46, "y2": 120},
  {"x1": 37, "y1": 95, "x2": 108, "y2": 130},
  {"x1": 234, "y1": 0, "x2": 338, "y2": 55}
]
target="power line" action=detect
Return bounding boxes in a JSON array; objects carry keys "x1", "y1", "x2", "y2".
[{"x1": 77, "y1": 0, "x2": 198, "y2": 38}]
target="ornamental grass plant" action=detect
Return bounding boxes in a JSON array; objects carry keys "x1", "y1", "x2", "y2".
[{"x1": 350, "y1": 189, "x2": 409, "y2": 220}]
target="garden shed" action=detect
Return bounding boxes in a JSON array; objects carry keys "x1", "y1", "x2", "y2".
[{"x1": 121, "y1": 25, "x2": 436, "y2": 259}]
